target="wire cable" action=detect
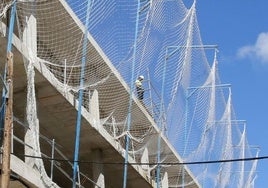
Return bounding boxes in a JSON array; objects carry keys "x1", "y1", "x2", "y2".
[{"x1": 5, "y1": 152, "x2": 268, "y2": 166}]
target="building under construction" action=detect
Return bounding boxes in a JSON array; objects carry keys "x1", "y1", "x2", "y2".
[{"x1": 0, "y1": 0, "x2": 258, "y2": 188}]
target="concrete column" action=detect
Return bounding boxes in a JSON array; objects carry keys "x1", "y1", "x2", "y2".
[
  {"x1": 23, "y1": 15, "x2": 37, "y2": 56},
  {"x1": 24, "y1": 128, "x2": 35, "y2": 167},
  {"x1": 141, "y1": 147, "x2": 150, "y2": 178},
  {"x1": 23, "y1": 14, "x2": 37, "y2": 167},
  {"x1": 92, "y1": 149, "x2": 105, "y2": 188},
  {"x1": 89, "y1": 89, "x2": 99, "y2": 118},
  {"x1": 161, "y1": 172, "x2": 169, "y2": 188},
  {"x1": 89, "y1": 89, "x2": 100, "y2": 127}
]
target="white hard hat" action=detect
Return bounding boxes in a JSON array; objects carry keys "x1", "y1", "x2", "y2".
[{"x1": 139, "y1": 75, "x2": 144, "y2": 80}]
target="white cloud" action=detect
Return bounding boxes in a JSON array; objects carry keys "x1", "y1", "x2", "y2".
[{"x1": 237, "y1": 32, "x2": 268, "y2": 64}]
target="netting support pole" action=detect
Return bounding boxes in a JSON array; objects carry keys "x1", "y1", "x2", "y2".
[
  {"x1": 156, "y1": 47, "x2": 169, "y2": 188},
  {"x1": 64, "y1": 59, "x2": 67, "y2": 91},
  {"x1": 72, "y1": 0, "x2": 92, "y2": 187},
  {"x1": 123, "y1": 1, "x2": 141, "y2": 188},
  {"x1": 146, "y1": 69, "x2": 154, "y2": 116},
  {"x1": 1, "y1": 2, "x2": 16, "y2": 187},
  {"x1": 182, "y1": 89, "x2": 189, "y2": 187},
  {"x1": 50, "y1": 138, "x2": 55, "y2": 180}
]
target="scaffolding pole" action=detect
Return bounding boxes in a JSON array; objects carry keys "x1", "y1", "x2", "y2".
[
  {"x1": 1, "y1": 51, "x2": 13, "y2": 188},
  {"x1": 72, "y1": 0, "x2": 92, "y2": 187},
  {"x1": 1, "y1": 1, "x2": 16, "y2": 187},
  {"x1": 122, "y1": 1, "x2": 141, "y2": 188}
]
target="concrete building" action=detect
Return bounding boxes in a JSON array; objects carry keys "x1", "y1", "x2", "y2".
[{"x1": 0, "y1": 1, "x2": 200, "y2": 187}]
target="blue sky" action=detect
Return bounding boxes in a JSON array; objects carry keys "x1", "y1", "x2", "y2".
[
  {"x1": 189, "y1": 0, "x2": 268, "y2": 187},
  {"x1": 67, "y1": 0, "x2": 266, "y2": 186}
]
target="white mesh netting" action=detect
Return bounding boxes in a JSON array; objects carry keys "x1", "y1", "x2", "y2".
[{"x1": 1, "y1": 0, "x2": 258, "y2": 187}]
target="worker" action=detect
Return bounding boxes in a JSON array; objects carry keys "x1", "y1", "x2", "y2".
[{"x1": 135, "y1": 75, "x2": 144, "y2": 101}]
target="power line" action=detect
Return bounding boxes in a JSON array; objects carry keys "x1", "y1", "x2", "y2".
[{"x1": 4, "y1": 152, "x2": 268, "y2": 166}]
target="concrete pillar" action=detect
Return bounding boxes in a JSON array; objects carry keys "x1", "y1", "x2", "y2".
[
  {"x1": 89, "y1": 89, "x2": 99, "y2": 118},
  {"x1": 89, "y1": 89, "x2": 100, "y2": 127},
  {"x1": 92, "y1": 149, "x2": 105, "y2": 188},
  {"x1": 161, "y1": 172, "x2": 169, "y2": 188},
  {"x1": 23, "y1": 14, "x2": 37, "y2": 167},
  {"x1": 141, "y1": 147, "x2": 150, "y2": 178},
  {"x1": 23, "y1": 15, "x2": 37, "y2": 57}
]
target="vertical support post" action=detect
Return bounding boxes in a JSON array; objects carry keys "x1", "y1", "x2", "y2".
[
  {"x1": 77, "y1": 165, "x2": 81, "y2": 187},
  {"x1": 89, "y1": 89, "x2": 100, "y2": 127},
  {"x1": 161, "y1": 172, "x2": 169, "y2": 188},
  {"x1": 1, "y1": 2, "x2": 16, "y2": 187},
  {"x1": 182, "y1": 89, "x2": 189, "y2": 187},
  {"x1": 141, "y1": 147, "x2": 149, "y2": 177},
  {"x1": 50, "y1": 138, "x2": 55, "y2": 180},
  {"x1": 1, "y1": 52, "x2": 13, "y2": 188},
  {"x1": 123, "y1": 1, "x2": 140, "y2": 188},
  {"x1": 146, "y1": 68, "x2": 154, "y2": 116},
  {"x1": 156, "y1": 47, "x2": 168, "y2": 188},
  {"x1": 1, "y1": 1, "x2": 16, "y2": 143},
  {"x1": 64, "y1": 59, "x2": 67, "y2": 91},
  {"x1": 181, "y1": 4, "x2": 195, "y2": 187},
  {"x1": 112, "y1": 117, "x2": 116, "y2": 137},
  {"x1": 6, "y1": 4, "x2": 16, "y2": 53},
  {"x1": 72, "y1": 1, "x2": 91, "y2": 187},
  {"x1": 23, "y1": 13, "x2": 37, "y2": 168}
]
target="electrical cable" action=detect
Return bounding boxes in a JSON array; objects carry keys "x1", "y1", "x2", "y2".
[{"x1": 4, "y1": 152, "x2": 267, "y2": 166}]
